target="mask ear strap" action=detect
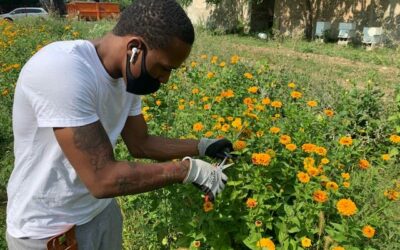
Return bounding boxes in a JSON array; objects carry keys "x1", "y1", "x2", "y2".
[{"x1": 130, "y1": 47, "x2": 138, "y2": 63}]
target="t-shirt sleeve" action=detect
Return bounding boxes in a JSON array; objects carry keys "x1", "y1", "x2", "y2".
[
  {"x1": 128, "y1": 94, "x2": 142, "y2": 116},
  {"x1": 20, "y1": 51, "x2": 99, "y2": 128}
]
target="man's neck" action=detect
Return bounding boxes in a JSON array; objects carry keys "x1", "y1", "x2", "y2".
[{"x1": 91, "y1": 33, "x2": 123, "y2": 79}]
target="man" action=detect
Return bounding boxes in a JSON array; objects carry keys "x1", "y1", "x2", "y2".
[{"x1": 6, "y1": 1, "x2": 233, "y2": 249}]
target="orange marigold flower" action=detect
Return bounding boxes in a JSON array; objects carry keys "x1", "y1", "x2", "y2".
[
  {"x1": 193, "y1": 122, "x2": 204, "y2": 132},
  {"x1": 252, "y1": 153, "x2": 271, "y2": 166},
  {"x1": 207, "y1": 72, "x2": 215, "y2": 79},
  {"x1": 297, "y1": 172, "x2": 310, "y2": 183},
  {"x1": 313, "y1": 190, "x2": 328, "y2": 203},
  {"x1": 332, "y1": 247, "x2": 345, "y2": 250},
  {"x1": 262, "y1": 97, "x2": 271, "y2": 105},
  {"x1": 321, "y1": 158, "x2": 330, "y2": 165},
  {"x1": 326, "y1": 181, "x2": 339, "y2": 191},
  {"x1": 256, "y1": 238, "x2": 275, "y2": 250},
  {"x1": 231, "y1": 118, "x2": 242, "y2": 129},
  {"x1": 248, "y1": 86, "x2": 259, "y2": 93},
  {"x1": 384, "y1": 190, "x2": 399, "y2": 201},
  {"x1": 336, "y1": 198, "x2": 357, "y2": 216},
  {"x1": 343, "y1": 181, "x2": 350, "y2": 188},
  {"x1": 204, "y1": 131, "x2": 213, "y2": 138},
  {"x1": 203, "y1": 104, "x2": 211, "y2": 110},
  {"x1": 155, "y1": 100, "x2": 161, "y2": 106},
  {"x1": 243, "y1": 97, "x2": 253, "y2": 105},
  {"x1": 358, "y1": 159, "x2": 370, "y2": 169},
  {"x1": 190, "y1": 61, "x2": 197, "y2": 68},
  {"x1": 211, "y1": 55, "x2": 218, "y2": 64},
  {"x1": 389, "y1": 134, "x2": 400, "y2": 143},
  {"x1": 314, "y1": 146, "x2": 327, "y2": 156},
  {"x1": 203, "y1": 201, "x2": 213, "y2": 212},
  {"x1": 301, "y1": 237, "x2": 312, "y2": 248},
  {"x1": 255, "y1": 220, "x2": 263, "y2": 227},
  {"x1": 324, "y1": 109, "x2": 334, "y2": 117},
  {"x1": 192, "y1": 88, "x2": 199, "y2": 94},
  {"x1": 362, "y1": 225, "x2": 375, "y2": 238},
  {"x1": 286, "y1": 143, "x2": 297, "y2": 151},
  {"x1": 288, "y1": 82, "x2": 296, "y2": 88},
  {"x1": 271, "y1": 100, "x2": 282, "y2": 108},
  {"x1": 219, "y1": 61, "x2": 226, "y2": 67},
  {"x1": 307, "y1": 166, "x2": 320, "y2": 177},
  {"x1": 221, "y1": 89, "x2": 234, "y2": 98},
  {"x1": 307, "y1": 100, "x2": 318, "y2": 107},
  {"x1": 193, "y1": 240, "x2": 201, "y2": 248},
  {"x1": 246, "y1": 198, "x2": 257, "y2": 208},
  {"x1": 230, "y1": 55, "x2": 239, "y2": 64},
  {"x1": 269, "y1": 127, "x2": 280, "y2": 134},
  {"x1": 233, "y1": 140, "x2": 246, "y2": 151},
  {"x1": 341, "y1": 173, "x2": 350, "y2": 180},
  {"x1": 200, "y1": 54, "x2": 207, "y2": 59},
  {"x1": 302, "y1": 143, "x2": 316, "y2": 153},
  {"x1": 279, "y1": 135, "x2": 292, "y2": 145},
  {"x1": 291, "y1": 91, "x2": 302, "y2": 99},
  {"x1": 178, "y1": 104, "x2": 185, "y2": 110},
  {"x1": 244, "y1": 72, "x2": 253, "y2": 79},
  {"x1": 339, "y1": 136, "x2": 353, "y2": 146},
  {"x1": 381, "y1": 154, "x2": 390, "y2": 161},
  {"x1": 221, "y1": 123, "x2": 230, "y2": 132}
]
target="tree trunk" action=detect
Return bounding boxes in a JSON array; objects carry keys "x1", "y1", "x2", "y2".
[{"x1": 304, "y1": 0, "x2": 313, "y2": 40}]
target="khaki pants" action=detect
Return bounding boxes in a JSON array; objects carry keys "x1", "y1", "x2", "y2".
[{"x1": 6, "y1": 199, "x2": 123, "y2": 250}]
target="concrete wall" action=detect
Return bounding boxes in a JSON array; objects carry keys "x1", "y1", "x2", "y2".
[{"x1": 274, "y1": 0, "x2": 400, "y2": 40}]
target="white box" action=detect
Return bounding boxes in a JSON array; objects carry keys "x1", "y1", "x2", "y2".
[
  {"x1": 362, "y1": 27, "x2": 383, "y2": 44},
  {"x1": 315, "y1": 21, "x2": 331, "y2": 37}
]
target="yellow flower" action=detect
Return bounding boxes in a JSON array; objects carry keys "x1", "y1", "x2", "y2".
[
  {"x1": 2, "y1": 89, "x2": 9, "y2": 96},
  {"x1": 307, "y1": 166, "x2": 320, "y2": 177},
  {"x1": 193, "y1": 240, "x2": 201, "y2": 248},
  {"x1": 193, "y1": 122, "x2": 204, "y2": 132},
  {"x1": 279, "y1": 135, "x2": 292, "y2": 145},
  {"x1": 362, "y1": 225, "x2": 375, "y2": 238},
  {"x1": 252, "y1": 153, "x2": 271, "y2": 166},
  {"x1": 313, "y1": 190, "x2": 328, "y2": 203},
  {"x1": 244, "y1": 72, "x2": 253, "y2": 79},
  {"x1": 221, "y1": 124, "x2": 230, "y2": 132},
  {"x1": 389, "y1": 134, "x2": 400, "y2": 143},
  {"x1": 285, "y1": 143, "x2": 297, "y2": 151},
  {"x1": 381, "y1": 154, "x2": 390, "y2": 161},
  {"x1": 297, "y1": 172, "x2": 310, "y2": 183},
  {"x1": 358, "y1": 159, "x2": 370, "y2": 169},
  {"x1": 178, "y1": 104, "x2": 185, "y2": 110},
  {"x1": 307, "y1": 100, "x2": 318, "y2": 107},
  {"x1": 262, "y1": 97, "x2": 271, "y2": 105},
  {"x1": 314, "y1": 146, "x2": 327, "y2": 156},
  {"x1": 288, "y1": 82, "x2": 296, "y2": 88},
  {"x1": 326, "y1": 181, "x2": 339, "y2": 191},
  {"x1": 72, "y1": 31, "x2": 79, "y2": 37},
  {"x1": 321, "y1": 158, "x2": 330, "y2": 165},
  {"x1": 192, "y1": 88, "x2": 199, "y2": 94},
  {"x1": 246, "y1": 198, "x2": 257, "y2": 208},
  {"x1": 336, "y1": 198, "x2": 357, "y2": 216},
  {"x1": 233, "y1": 140, "x2": 246, "y2": 151},
  {"x1": 203, "y1": 201, "x2": 213, "y2": 212},
  {"x1": 302, "y1": 143, "x2": 316, "y2": 153},
  {"x1": 200, "y1": 54, "x2": 207, "y2": 59},
  {"x1": 332, "y1": 247, "x2": 345, "y2": 250},
  {"x1": 230, "y1": 55, "x2": 239, "y2": 64},
  {"x1": 256, "y1": 238, "x2": 275, "y2": 250},
  {"x1": 271, "y1": 101, "x2": 282, "y2": 108},
  {"x1": 255, "y1": 220, "x2": 263, "y2": 227},
  {"x1": 203, "y1": 104, "x2": 211, "y2": 110},
  {"x1": 221, "y1": 89, "x2": 234, "y2": 98},
  {"x1": 290, "y1": 91, "x2": 302, "y2": 99},
  {"x1": 207, "y1": 72, "x2": 215, "y2": 79},
  {"x1": 303, "y1": 157, "x2": 315, "y2": 169},
  {"x1": 204, "y1": 131, "x2": 213, "y2": 138},
  {"x1": 219, "y1": 61, "x2": 226, "y2": 67},
  {"x1": 155, "y1": 100, "x2": 161, "y2": 106},
  {"x1": 339, "y1": 136, "x2": 353, "y2": 146},
  {"x1": 341, "y1": 173, "x2": 350, "y2": 180},
  {"x1": 343, "y1": 182, "x2": 350, "y2": 188},
  {"x1": 248, "y1": 86, "x2": 258, "y2": 93},
  {"x1": 269, "y1": 127, "x2": 280, "y2": 134},
  {"x1": 301, "y1": 237, "x2": 312, "y2": 248},
  {"x1": 384, "y1": 190, "x2": 399, "y2": 201},
  {"x1": 190, "y1": 61, "x2": 197, "y2": 68},
  {"x1": 324, "y1": 109, "x2": 334, "y2": 117},
  {"x1": 211, "y1": 55, "x2": 218, "y2": 64}
]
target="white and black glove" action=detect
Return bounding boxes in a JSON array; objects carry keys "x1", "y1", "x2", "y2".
[
  {"x1": 182, "y1": 157, "x2": 229, "y2": 202},
  {"x1": 198, "y1": 138, "x2": 233, "y2": 159}
]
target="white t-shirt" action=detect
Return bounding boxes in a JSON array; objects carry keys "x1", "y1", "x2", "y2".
[{"x1": 7, "y1": 40, "x2": 142, "y2": 239}]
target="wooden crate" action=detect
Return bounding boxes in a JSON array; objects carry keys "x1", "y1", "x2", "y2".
[{"x1": 66, "y1": 1, "x2": 120, "y2": 21}]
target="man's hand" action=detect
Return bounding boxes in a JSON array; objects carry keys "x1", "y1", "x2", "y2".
[
  {"x1": 198, "y1": 138, "x2": 233, "y2": 159},
  {"x1": 182, "y1": 157, "x2": 228, "y2": 201}
]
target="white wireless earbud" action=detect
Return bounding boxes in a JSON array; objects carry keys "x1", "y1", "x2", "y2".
[{"x1": 130, "y1": 47, "x2": 138, "y2": 63}]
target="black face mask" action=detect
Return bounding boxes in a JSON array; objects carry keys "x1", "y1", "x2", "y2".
[{"x1": 126, "y1": 48, "x2": 161, "y2": 95}]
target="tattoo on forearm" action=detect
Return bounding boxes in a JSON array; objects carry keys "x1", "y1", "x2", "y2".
[{"x1": 72, "y1": 122, "x2": 114, "y2": 172}]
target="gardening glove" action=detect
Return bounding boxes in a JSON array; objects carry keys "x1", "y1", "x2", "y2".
[
  {"x1": 182, "y1": 157, "x2": 228, "y2": 202},
  {"x1": 198, "y1": 138, "x2": 233, "y2": 159}
]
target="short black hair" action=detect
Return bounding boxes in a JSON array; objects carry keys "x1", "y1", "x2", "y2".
[{"x1": 112, "y1": 0, "x2": 195, "y2": 49}]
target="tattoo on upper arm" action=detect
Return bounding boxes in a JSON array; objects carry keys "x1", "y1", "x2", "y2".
[{"x1": 72, "y1": 122, "x2": 114, "y2": 172}]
